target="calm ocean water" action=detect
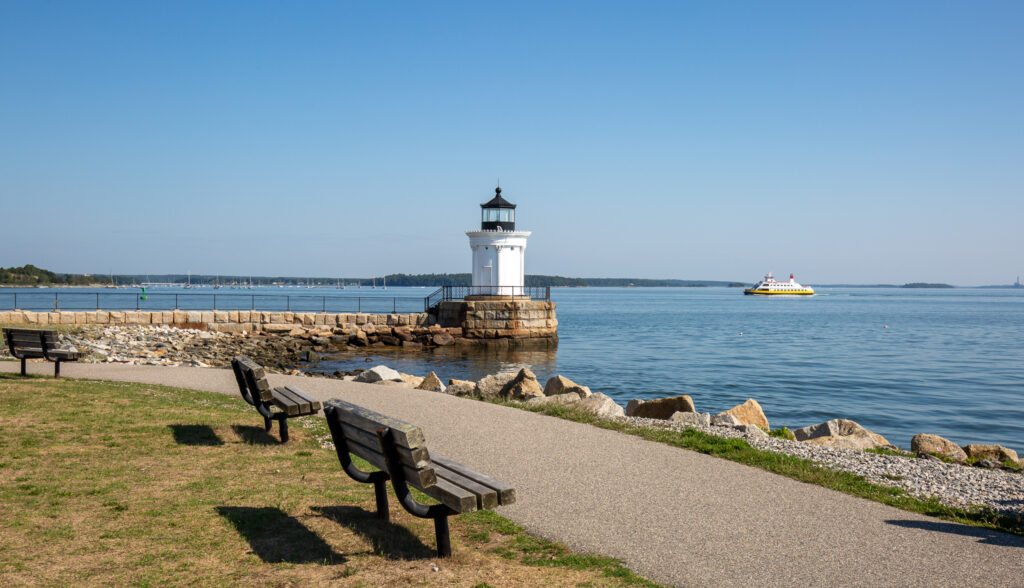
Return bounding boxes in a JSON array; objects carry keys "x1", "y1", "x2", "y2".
[
  {"x1": 312, "y1": 286, "x2": 1024, "y2": 452},
  {"x1": 5, "y1": 285, "x2": 1023, "y2": 451}
]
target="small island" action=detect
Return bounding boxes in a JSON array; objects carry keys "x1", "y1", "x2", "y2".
[{"x1": 901, "y1": 283, "x2": 955, "y2": 289}]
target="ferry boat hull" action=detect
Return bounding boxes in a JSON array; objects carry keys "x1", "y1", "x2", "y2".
[
  {"x1": 743, "y1": 288, "x2": 814, "y2": 296},
  {"x1": 743, "y1": 272, "x2": 814, "y2": 296}
]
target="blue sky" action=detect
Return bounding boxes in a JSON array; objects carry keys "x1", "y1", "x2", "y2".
[{"x1": 1, "y1": 1, "x2": 1021, "y2": 285}]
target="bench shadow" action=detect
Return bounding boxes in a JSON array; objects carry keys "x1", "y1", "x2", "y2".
[
  {"x1": 231, "y1": 425, "x2": 279, "y2": 445},
  {"x1": 168, "y1": 424, "x2": 224, "y2": 446},
  {"x1": 215, "y1": 506, "x2": 346, "y2": 564},
  {"x1": 885, "y1": 519, "x2": 1024, "y2": 548},
  {"x1": 310, "y1": 505, "x2": 436, "y2": 560}
]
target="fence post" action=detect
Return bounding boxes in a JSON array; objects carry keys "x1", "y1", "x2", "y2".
[
  {"x1": 287, "y1": 296, "x2": 290, "y2": 312},
  {"x1": 251, "y1": 295, "x2": 254, "y2": 310},
  {"x1": 54, "y1": 293, "x2": 59, "y2": 311},
  {"x1": 96, "y1": 293, "x2": 99, "y2": 310},
  {"x1": 393, "y1": 297, "x2": 396, "y2": 313},
  {"x1": 136, "y1": 294, "x2": 140, "y2": 310},
  {"x1": 358, "y1": 298, "x2": 361, "y2": 313},
  {"x1": 322, "y1": 296, "x2": 326, "y2": 314}
]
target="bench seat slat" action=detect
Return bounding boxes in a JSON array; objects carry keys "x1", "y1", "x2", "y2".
[
  {"x1": 343, "y1": 424, "x2": 432, "y2": 469},
  {"x1": 421, "y1": 478, "x2": 479, "y2": 514},
  {"x1": 281, "y1": 385, "x2": 321, "y2": 413},
  {"x1": 432, "y1": 462, "x2": 498, "y2": 510},
  {"x1": 326, "y1": 399, "x2": 426, "y2": 450},
  {"x1": 431, "y1": 455, "x2": 516, "y2": 506},
  {"x1": 271, "y1": 387, "x2": 310, "y2": 416},
  {"x1": 10, "y1": 348, "x2": 45, "y2": 358},
  {"x1": 344, "y1": 436, "x2": 437, "y2": 488},
  {"x1": 45, "y1": 350, "x2": 80, "y2": 360}
]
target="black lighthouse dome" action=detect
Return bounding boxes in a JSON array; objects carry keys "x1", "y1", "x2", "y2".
[{"x1": 480, "y1": 186, "x2": 516, "y2": 231}]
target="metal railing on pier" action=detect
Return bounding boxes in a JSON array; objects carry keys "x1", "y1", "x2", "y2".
[
  {"x1": 0, "y1": 292, "x2": 436, "y2": 314},
  {"x1": 440, "y1": 285, "x2": 551, "y2": 301}
]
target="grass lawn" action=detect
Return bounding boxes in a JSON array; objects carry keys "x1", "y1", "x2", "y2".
[{"x1": 0, "y1": 373, "x2": 659, "y2": 587}]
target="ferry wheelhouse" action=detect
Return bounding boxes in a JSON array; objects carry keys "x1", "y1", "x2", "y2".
[{"x1": 743, "y1": 273, "x2": 814, "y2": 296}]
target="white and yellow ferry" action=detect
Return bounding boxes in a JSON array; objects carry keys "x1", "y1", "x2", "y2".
[{"x1": 743, "y1": 273, "x2": 814, "y2": 296}]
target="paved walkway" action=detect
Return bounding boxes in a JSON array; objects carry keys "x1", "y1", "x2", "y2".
[{"x1": 5, "y1": 361, "x2": 1024, "y2": 586}]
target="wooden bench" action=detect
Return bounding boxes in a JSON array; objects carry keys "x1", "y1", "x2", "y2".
[
  {"x1": 3, "y1": 328, "x2": 81, "y2": 377},
  {"x1": 230, "y1": 355, "x2": 323, "y2": 443},
  {"x1": 324, "y1": 398, "x2": 515, "y2": 557}
]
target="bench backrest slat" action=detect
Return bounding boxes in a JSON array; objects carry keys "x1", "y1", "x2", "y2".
[
  {"x1": 232, "y1": 355, "x2": 274, "y2": 402},
  {"x1": 230, "y1": 357, "x2": 258, "y2": 407},
  {"x1": 4, "y1": 328, "x2": 59, "y2": 359},
  {"x1": 341, "y1": 422, "x2": 432, "y2": 470},
  {"x1": 341, "y1": 433, "x2": 438, "y2": 488},
  {"x1": 327, "y1": 399, "x2": 426, "y2": 449}
]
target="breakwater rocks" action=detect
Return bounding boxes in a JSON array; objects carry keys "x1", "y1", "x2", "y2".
[
  {"x1": 1, "y1": 303, "x2": 557, "y2": 347},
  {"x1": 347, "y1": 366, "x2": 1024, "y2": 517}
]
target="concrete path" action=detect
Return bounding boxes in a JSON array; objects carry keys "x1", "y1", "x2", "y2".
[{"x1": 5, "y1": 361, "x2": 1024, "y2": 586}]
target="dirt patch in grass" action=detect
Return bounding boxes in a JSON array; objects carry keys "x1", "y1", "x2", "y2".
[{"x1": 0, "y1": 374, "x2": 660, "y2": 587}]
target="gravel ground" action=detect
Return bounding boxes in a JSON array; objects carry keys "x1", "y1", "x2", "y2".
[{"x1": 625, "y1": 415, "x2": 1024, "y2": 517}]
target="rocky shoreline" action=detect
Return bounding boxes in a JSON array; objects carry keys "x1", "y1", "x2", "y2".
[
  {"x1": 4, "y1": 324, "x2": 1022, "y2": 519},
  {"x1": 339, "y1": 365, "x2": 1024, "y2": 519}
]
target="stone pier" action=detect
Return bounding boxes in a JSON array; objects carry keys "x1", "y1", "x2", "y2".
[{"x1": 434, "y1": 299, "x2": 558, "y2": 347}]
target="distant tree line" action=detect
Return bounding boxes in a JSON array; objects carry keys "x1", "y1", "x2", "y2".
[
  {"x1": 1, "y1": 266, "x2": 742, "y2": 288},
  {"x1": 0, "y1": 265, "x2": 93, "y2": 286}
]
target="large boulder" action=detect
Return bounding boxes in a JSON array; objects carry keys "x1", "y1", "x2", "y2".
[
  {"x1": 476, "y1": 372, "x2": 516, "y2": 399},
  {"x1": 524, "y1": 393, "x2": 582, "y2": 408},
  {"x1": 962, "y1": 444, "x2": 1020, "y2": 464},
  {"x1": 349, "y1": 330, "x2": 368, "y2": 347},
  {"x1": 500, "y1": 368, "x2": 544, "y2": 401},
  {"x1": 446, "y1": 379, "x2": 477, "y2": 397},
  {"x1": 793, "y1": 419, "x2": 891, "y2": 450},
  {"x1": 354, "y1": 365, "x2": 403, "y2": 383},
  {"x1": 626, "y1": 395, "x2": 696, "y2": 420},
  {"x1": 399, "y1": 373, "x2": 424, "y2": 388},
  {"x1": 578, "y1": 393, "x2": 625, "y2": 419},
  {"x1": 736, "y1": 424, "x2": 768, "y2": 438},
  {"x1": 710, "y1": 413, "x2": 742, "y2": 427},
  {"x1": 670, "y1": 411, "x2": 711, "y2": 427},
  {"x1": 719, "y1": 398, "x2": 769, "y2": 429},
  {"x1": 543, "y1": 375, "x2": 592, "y2": 399},
  {"x1": 911, "y1": 433, "x2": 968, "y2": 462},
  {"x1": 431, "y1": 332, "x2": 454, "y2": 346},
  {"x1": 416, "y1": 371, "x2": 446, "y2": 393}
]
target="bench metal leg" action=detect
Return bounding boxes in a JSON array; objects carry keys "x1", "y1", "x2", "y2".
[
  {"x1": 277, "y1": 415, "x2": 289, "y2": 443},
  {"x1": 20, "y1": 358, "x2": 26, "y2": 376},
  {"x1": 376, "y1": 427, "x2": 456, "y2": 557},
  {"x1": 434, "y1": 514, "x2": 452, "y2": 558},
  {"x1": 263, "y1": 415, "x2": 272, "y2": 432},
  {"x1": 54, "y1": 360, "x2": 61, "y2": 378},
  {"x1": 373, "y1": 474, "x2": 390, "y2": 521}
]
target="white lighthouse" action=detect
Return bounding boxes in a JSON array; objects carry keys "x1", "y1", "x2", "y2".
[{"x1": 466, "y1": 187, "x2": 531, "y2": 297}]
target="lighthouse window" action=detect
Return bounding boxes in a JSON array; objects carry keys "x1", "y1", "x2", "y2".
[
  {"x1": 499, "y1": 209, "x2": 513, "y2": 222},
  {"x1": 483, "y1": 209, "x2": 501, "y2": 222}
]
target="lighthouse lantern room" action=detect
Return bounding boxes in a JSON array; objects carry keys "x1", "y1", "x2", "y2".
[{"x1": 466, "y1": 187, "x2": 531, "y2": 297}]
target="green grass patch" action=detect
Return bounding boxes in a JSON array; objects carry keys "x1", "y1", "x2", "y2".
[
  {"x1": 509, "y1": 402, "x2": 1024, "y2": 536},
  {"x1": 0, "y1": 373, "x2": 662, "y2": 587}
]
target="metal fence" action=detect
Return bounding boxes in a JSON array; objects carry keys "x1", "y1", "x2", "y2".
[
  {"x1": 0, "y1": 291, "x2": 436, "y2": 314},
  {"x1": 440, "y1": 285, "x2": 551, "y2": 300}
]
